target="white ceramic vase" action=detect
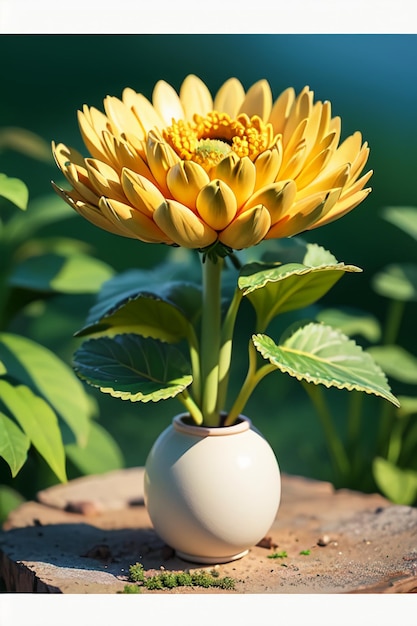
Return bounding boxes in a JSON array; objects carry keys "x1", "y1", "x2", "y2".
[{"x1": 144, "y1": 413, "x2": 281, "y2": 564}]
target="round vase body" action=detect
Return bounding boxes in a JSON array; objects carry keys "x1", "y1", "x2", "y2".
[{"x1": 144, "y1": 414, "x2": 281, "y2": 564}]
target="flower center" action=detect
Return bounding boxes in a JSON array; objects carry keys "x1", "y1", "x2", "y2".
[{"x1": 163, "y1": 111, "x2": 276, "y2": 171}]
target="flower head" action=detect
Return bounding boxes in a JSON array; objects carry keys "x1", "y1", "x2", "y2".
[{"x1": 52, "y1": 75, "x2": 372, "y2": 253}]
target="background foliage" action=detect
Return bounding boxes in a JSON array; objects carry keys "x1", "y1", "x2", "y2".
[{"x1": 0, "y1": 34, "x2": 416, "y2": 518}]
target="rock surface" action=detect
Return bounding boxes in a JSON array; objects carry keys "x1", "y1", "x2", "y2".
[{"x1": 0, "y1": 468, "x2": 416, "y2": 594}]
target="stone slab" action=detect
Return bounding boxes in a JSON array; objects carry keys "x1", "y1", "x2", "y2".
[{"x1": 0, "y1": 469, "x2": 416, "y2": 594}]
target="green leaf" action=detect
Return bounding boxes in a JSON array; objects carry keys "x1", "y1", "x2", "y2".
[
  {"x1": 0, "y1": 360, "x2": 6, "y2": 376},
  {"x1": 382, "y1": 206, "x2": 417, "y2": 242},
  {"x1": 372, "y1": 263, "x2": 417, "y2": 301},
  {"x1": 316, "y1": 308, "x2": 381, "y2": 343},
  {"x1": 0, "y1": 173, "x2": 28, "y2": 210},
  {"x1": 65, "y1": 420, "x2": 124, "y2": 475},
  {"x1": 0, "y1": 332, "x2": 92, "y2": 446},
  {"x1": 0, "y1": 380, "x2": 67, "y2": 482},
  {"x1": 2, "y1": 193, "x2": 75, "y2": 245},
  {"x1": 367, "y1": 345, "x2": 417, "y2": 384},
  {"x1": 0, "y1": 411, "x2": 30, "y2": 477},
  {"x1": 82, "y1": 266, "x2": 199, "y2": 326},
  {"x1": 9, "y1": 252, "x2": 115, "y2": 294},
  {"x1": 239, "y1": 246, "x2": 361, "y2": 330},
  {"x1": 76, "y1": 271, "x2": 201, "y2": 343},
  {"x1": 373, "y1": 457, "x2": 417, "y2": 505},
  {"x1": 73, "y1": 334, "x2": 193, "y2": 402},
  {"x1": 253, "y1": 323, "x2": 399, "y2": 406},
  {"x1": 0, "y1": 485, "x2": 25, "y2": 525}
]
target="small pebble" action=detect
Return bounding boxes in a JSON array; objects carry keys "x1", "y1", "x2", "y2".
[{"x1": 317, "y1": 535, "x2": 331, "y2": 546}]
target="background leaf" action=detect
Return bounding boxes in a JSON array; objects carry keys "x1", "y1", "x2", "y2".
[
  {"x1": 373, "y1": 456, "x2": 417, "y2": 505},
  {"x1": 367, "y1": 345, "x2": 417, "y2": 384},
  {"x1": 0, "y1": 173, "x2": 28, "y2": 210},
  {"x1": 9, "y1": 252, "x2": 115, "y2": 294},
  {"x1": 316, "y1": 308, "x2": 381, "y2": 342},
  {"x1": 65, "y1": 420, "x2": 124, "y2": 476},
  {"x1": 253, "y1": 323, "x2": 399, "y2": 406},
  {"x1": 382, "y1": 206, "x2": 417, "y2": 242},
  {"x1": 0, "y1": 380, "x2": 67, "y2": 482},
  {"x1": 372, "y1": 263, "x2": 417, "y2": 301},
  {"x1": 0, "y1": 332, "x2": 92, "y2": 446},
  {"x1": 0, "y1": 411, "x2": 30, "y2": 477},
  {"x1": 73, "y1": 334, "x2": 193, "y2": 402},
  {"x1": 2, "y1": 193, "x2": 75, "y2": 245}
]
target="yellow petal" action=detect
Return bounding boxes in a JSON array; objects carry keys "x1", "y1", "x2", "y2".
[
  {"x1": 77, "y1": 106, "x2": 112, "y2": 163},
  {"x1": 122, "y1": 88, "x2": 164, "y2": 134},
  {"x1": 146, "y1": 131, "x2": 181, "y2": 195},
  {"x1": 102, "y1": 131, "x2": 155, "y2": 180},
  {"x1": 283, "y1": 87, "x2": 313, "y2": 146},
  {"x1": 196, "y1": 179, "x2": 238, "y2": 231},
  {"x1": 51, "y1": 182, "x2": 131, "y2": 238},
  {"x1": 152, "y1": 80, "x2": 185, "y2": 126},
  {"x1": 166, "y1": 161, "x2": 210, "y2": 208},
  {"x1": 100, "y1": 197, "x2": 172, "y2": 243},
  {"x1": 265, "y1": 191, "x2": 330, "y2": 239},
  {"x1": 268, "y1": 87, "x2": 296, "y2": 135},
  {"x1": 307, "y1": 186, "x2": 372, "y2": 230},
  {"x1": 212, "y1": 154, "x2": 256, "y2": 208},
  {"x1": 294, "y1": 147, "x2": 333, "y2": 190},
  {"x1": 103, "y1": 96, "x2": 145, "y2": 140},
  {"x1": 180, "y1": 74, "x2": 213, "y2": 120},
  {"x1": 213, "y1": 78, "x2": 245, "y2": 117},
  {"x1": 219, "y1": 205, "x2": 271, "y2": 249},
  {"x1": 329, "y1": 131, "x2": 364, "y2": 169},
  {"x1": 85, "y1": 158, "x2": 125, "y2": 202},
  {"x1": 295, "y1": 163, "x2": 350, "y2": 200},
  {"x1": 154, "y1": 200, "x2": 217, "y2": 249},
  {"x1": 121, "y1": 169, "x2": 166, "y2": 216},
  {"x1": 242, "y1": 180, "x2": 297, "y2": 225},
  {"x1": 238, "y1": 79, "x2": 272, "y2": 121},
  {"x1": 52, "y1": 143, "x2": 99, "y2": 205},
  {"x1": 253, "y1": 144, "x2": 282, "y2": 191}
]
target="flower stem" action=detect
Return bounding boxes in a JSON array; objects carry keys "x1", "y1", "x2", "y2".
[
  {"x1": 177, "y1": 390, "x2": 204, "y2": 425},
  {"x1": 224, "y1": 340, "x2": 275, "y2": 426},
  {"x1": 217, "y1": 287, "x2": 243, "y2": 413},
  {"x1": 200, "y1": 255, "x2": 223, "y2": 426},
  {"x1": 187, "y1": 326, "x2": 202, "y2": 407}
]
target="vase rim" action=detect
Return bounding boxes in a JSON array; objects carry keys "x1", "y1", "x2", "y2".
[{"x1": 173, "y1": 413, "x2": 251, "y2": 437}]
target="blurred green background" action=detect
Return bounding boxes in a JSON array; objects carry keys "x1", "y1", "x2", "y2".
[{"x1": 0, "y1": 34, "x2": 416, "y2": 493}]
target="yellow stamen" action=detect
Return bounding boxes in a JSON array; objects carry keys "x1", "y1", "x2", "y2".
[{"x1": 163, "y1": 110, "x2": 276, "y2": 172}]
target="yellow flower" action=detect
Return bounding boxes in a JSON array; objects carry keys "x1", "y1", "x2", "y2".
[{"x1": 52, "y1": 75, "x2": 372, "y2": 251}]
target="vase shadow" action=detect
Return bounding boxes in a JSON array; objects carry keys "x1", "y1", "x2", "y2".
[{"x1": 0, "y1": 520, "x2": 218, "y2": 593}]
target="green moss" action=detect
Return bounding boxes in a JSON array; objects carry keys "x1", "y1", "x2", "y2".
[
  {"x1": 128, "y1": 563, "x2": 235, "y2": 590},
  {"x1": 120, "y1": 584, "x2": 142, "y2": 594},
  {"x1": 267, "y1": 550, "x2": 288, "y2": 559},
  {"x1": 128, "y1": 562, "x2": 146, "y2": 582}
]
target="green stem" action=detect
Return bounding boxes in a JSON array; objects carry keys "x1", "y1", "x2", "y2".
[
  {"x1": 216, "y1": 288, "x2": 243, "y2": 413},
  {"x1": 386, "y1": 418, "x2": 406, "y2": 465},
  {"x1": 200, "y1": 255, "x2": 223, "y2": 426},
  {"x1": 347, "y1": 391, "x2": 364, "y2": 449},
  {"x1": 382, "y1": 299, "x2": 405, "y2": 345},
  {"x1": 378, "y1": 298, "x2": 405, "y2": 452},
  {"x1": 177, "y1": 390, "x2": 204, "y2": 425},
  {"x1": 302, "y1": 382, "x2": 350, "y2": 483},
  {"x1": 186, "y1": 326, "x2": 202, "y2": 407},
  {"x1": 224, "y1": 340, "x2": 275, "y2": 426}
]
